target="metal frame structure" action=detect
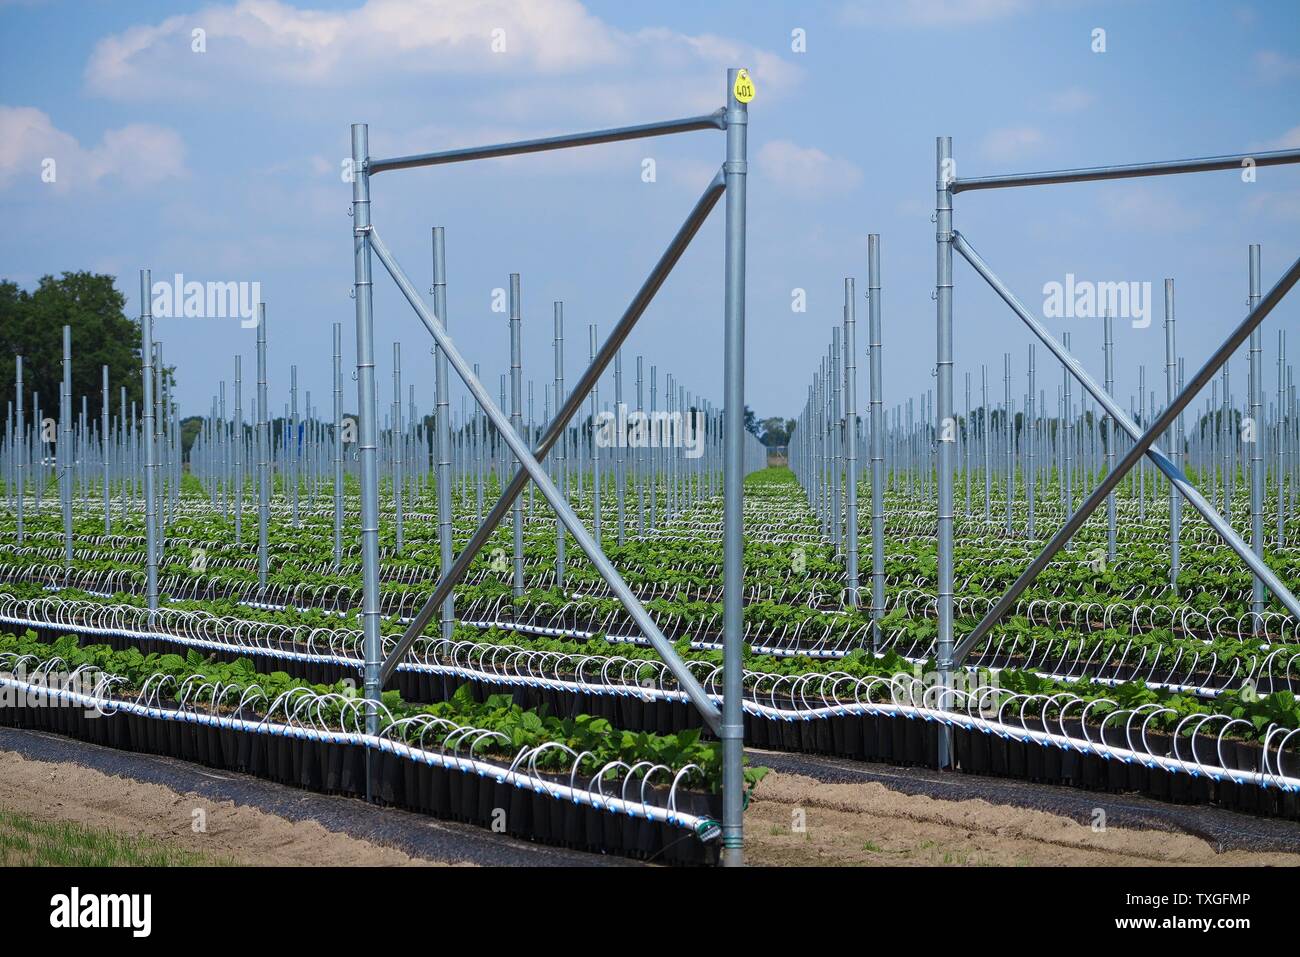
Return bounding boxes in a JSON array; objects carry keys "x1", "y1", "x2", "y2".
[
  {"x1": 937, "y1": 143, "x2": 1300, "y2": 722},
  {"x1": 349, "y1": 68, "x2": 750, "y2": 864}
]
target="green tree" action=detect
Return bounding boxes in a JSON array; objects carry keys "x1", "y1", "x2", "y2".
[
  {"x1": 758, "y1": 416, "x2": 796, "y2": 447},
  {"x1": 0, "y1": 272, "x2": 172, "y2": 424}
]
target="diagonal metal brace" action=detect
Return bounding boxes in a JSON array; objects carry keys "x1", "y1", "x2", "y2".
[
  {"x1": 369, "y1": 175, "x2": 727, "y2": 728},
  {"x1": 952, "y1": 247, "x2": 1300, "y2": 665},
  {"x1": 951, "y1": 229, "x2": 1300, "y2": 628}
]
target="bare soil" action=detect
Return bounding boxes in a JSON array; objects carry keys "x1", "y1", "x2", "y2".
[
  {"x1": 745, "y1": 771, "x2": 1300, "y2": 867},
  {"x1": 0, "y1": 750, "x2": 466, "y2": 867}
]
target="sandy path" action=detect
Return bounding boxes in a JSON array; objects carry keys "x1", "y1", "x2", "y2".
[
  {"x1": 0, "y1": 750, "x2": 464, "y2": 867},
  {"x1": 746, "y1": 771, "x2": 1300, "y2": 867}
]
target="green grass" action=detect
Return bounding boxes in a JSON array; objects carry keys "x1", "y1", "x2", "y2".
[{"x1": 0, "y1": 807, "x2": 232, "y2": 867}]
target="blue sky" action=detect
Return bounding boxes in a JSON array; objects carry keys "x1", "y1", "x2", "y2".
[{"x1": 2, "y1": 0, "x2": 1298, "y2": 423}]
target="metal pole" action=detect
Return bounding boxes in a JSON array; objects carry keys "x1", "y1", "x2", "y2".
[
  {"x1": 61, "y1": 325, "x2": 72, "y2": 567},
  {"x1": 1165, "y1": 280, "x2": 1180, "y2": 596},
  {"x1": 843, "y1": 278, "x2": 859, "y2": 608},
  {"x1": 935, "y1": 137, "x2": 955, "y2": 767},
  {"x1": 432, "y1": 228, "x2": 455, "y2": 640},
  {"x1": 867, "y1": 234, "x2": 885, "y2": 649},
  {"x1": 510, "y1": 273, "x2": 525, "y2": 599},
  {"x1": 234, "y1": 357, "x2": 243, "y2": 544},
  {"x1": 1104, "y1": 313, "x2": 1116, "y2": 563},
  {"x1": 554, "y1": 302, "x2": 567, "y2": 588},
  {"x1": 333, "y1": 323, "x2": 343, "y2": 570},
  {"x1": 720, "y1": 67, "x2": 748, "y2": 864},
  {"x1": 392, "y1": 345, "x2": 404, "y2": 552},
  {"x1": 256, "y1": 304, "x2": 269, "y2": 591},
  {"x1": 101, "y1": 365, "x2": 110, "y2": 534},
  {"x1": 1248, "y1": 244, "x2": 1265, "y2": 628},
  {"x1": 351, "y1": 123, "x2": 382, "y2": 739},
  {"x1": 615, "y1": 349, "x2": 626, "y2": 546},
  {"x1": 140, "y1": 271, "x2": 159, "y2": 614},
  {"x1": 590, "y1": 324, "x2": 602, "y2": 547},
  {"x1": 14, "y1": 357, "x2": 23, "y2": 546},
  {"x1": 951, "y1": 146, "x2": 1300, "y2": 193}
]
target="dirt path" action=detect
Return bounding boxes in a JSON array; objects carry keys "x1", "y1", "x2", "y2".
[
  {"x1": 0, "y1": 750, "x2": 460, "y2": 867},
  {"x1": 746, "y1": 771, "x2": 1300, "y2": 866}
]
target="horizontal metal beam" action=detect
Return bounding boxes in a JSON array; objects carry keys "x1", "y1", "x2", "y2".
[
  {"x1": 951, "y1": 229, "x2": 1300, "y2": 627},
  {"x1": 951, "y1": 246, "x2": 1300, "y2": 665},
  {"x1": 950, "y1": 147, "x2": 1300, "y2": 194},
  {"x1": 368, "y1": 111, "x2": 726, "y2": 175}
]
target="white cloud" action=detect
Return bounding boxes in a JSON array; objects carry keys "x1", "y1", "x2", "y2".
[
  {"x1": 1101, "y1": 187, "x2": 1202, "y2": 232},
  {"x1": 841, "y1": 0, "x2": 1029, "y2": 27},
  {"x1": 1245, "y1": 190, "x2": 1300, "y2": 221},
  {"x1": 978, "y1": 126, "x2": 1043, "y2": 161},
  {"x1": 85, "y1": 0, "x2": 800, "y2": 117},
  {"x1": 1254, "y1": 49, "x2": 1300, "y2": 83},
  {"x1": 0, "y1": 106, "x2": 186, "y2": 191},
  {"x1": 755, "y1": 139, "x2": 862, "y2": 197},
  {"x1": 1046, "y1": 86, "x2": 1094, "y2": 113},
  {"x1": 1265, "y1": 125, "x2": 1300, "y2": 150}
]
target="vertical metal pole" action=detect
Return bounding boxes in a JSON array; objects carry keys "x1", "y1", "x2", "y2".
[
  {"x1": 290, "y1": 366, "x2": 300, "y2": 529},
  {"x1": 333, "y1": 323, "x2": 344, "y2": 570},
  {"x1": 1164, "y1": 279, "x2": 1180, "y2": 596},
  {"x1": 1104, "y1": 312, "x2": 1117, "y2": 563},
  {"x1": 615, "y1": 349, "x2": 626, "y2": 546},
  {"x1": 590, "y1": 324, "x2": 602, "y2": 547},
  {"x1": 554, "y1": 302, "x2": 567, "y2": 588},
  {"x1": 1004, "y1": 352, "x2": 1013, "y2": 535},
  {"x1": 1248, "y1": 244, "x2": 1265, "y2": 628},
  {"x1": 935, "y1": 136, "x2": 954, "y2": 768},
  {"x1": 981, "y1": 365, "x2": 990, "y2": 521},
  {"x1": 1279, "y1": 332, "x2": 1289, "y2": 548},
  {"x1": 721, "y1": 67, "x2": 748, "y2": 865},
  {"x1": 868, "y1": 234, "x2": 885, "y2": 648},
  {"x1": 61, "y1": 325, "x2": 72, "y2": 567},
  {"x1": 140, "y1": 270, "x2": 159, "y2": 615},
  {"x1": 14, "y1": 357, "x2": 23, "y2": 546},
  {"x1": 432, "y1": 228, "x2": 455, "y2": 640},
  {"x1": 1138, "y1": 366, "x2": 1146, "y2": 521},
  {"x1": 257, "y1": 305, "x2": 269, "y2": 591},
  {"x1": 509, "y1": 273, "x2": 524, "y2": 599},
  {"x1": 234, "y1": 357, "x2": 243, "y2": 545},
  {"x1": 1027, "y1": 344, "x2": 1036, "y2": 539},
  {"x1": 843, "y1": 278, "x2": 859, "y2": 608},
  {"x1": 351, "y1": 123, "x2": 382, "y2": 740},
  {"x1": 392, "y1": 344, "x2": 404, "y2": 552},
  {"x1": 101, "y1": 365, "x2": 110, "y2": 534}
]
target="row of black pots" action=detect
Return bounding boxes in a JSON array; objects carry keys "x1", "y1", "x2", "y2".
[
  {"x1": 24, "y1": 624, "x2": 1300, "y2": 823},
  {"x1": 0, "y1": 695, "x2": 718, "y2": 865}
]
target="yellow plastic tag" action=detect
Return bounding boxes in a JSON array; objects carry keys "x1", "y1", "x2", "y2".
[{"x1": 733, "y1": 69, "x2": 755, "y2": 104}]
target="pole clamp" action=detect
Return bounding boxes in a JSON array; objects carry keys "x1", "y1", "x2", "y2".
[{"x1": 723, "y1": 160, "x2": 747, "y2": 175}]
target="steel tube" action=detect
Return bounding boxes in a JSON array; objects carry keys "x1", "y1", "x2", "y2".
[
  {"x1": 951, "y1": 147, "x2": 1300, "y2": 194},
  {"x1": 935, "y1": 137, "x2": 955, "y2": 768},
  {"x1": 368, "y1": 112, "x2": 725, "y2": 174},
  {"x1": 351, "y1": 123, "x2": 383, "y2": 735},
  {"x1": 867, "y1": 234, "x2": 885, "y2": 649},
  {"x1": 720, "y1": 67, "x2": 748, "y2": 864}
]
